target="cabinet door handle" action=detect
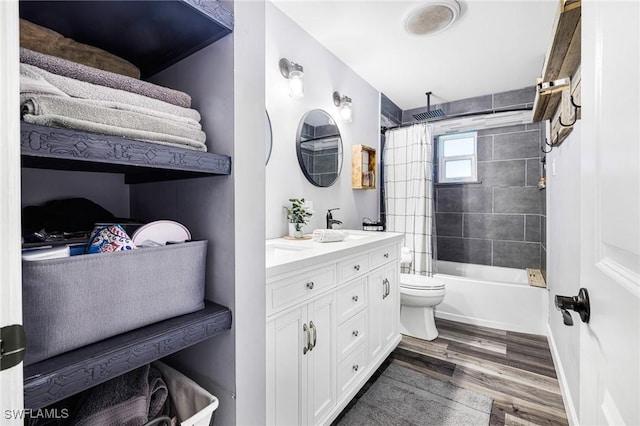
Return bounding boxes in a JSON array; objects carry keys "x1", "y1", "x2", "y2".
[
  {"x1": 352, "y1": 330, "x2": 359, "y2": 337},
  {"x1": 353, "y1": 264, "x2": 360, "y2": 271},
  {"x1": 383, "y1": 278, "x2": 390, "y2": 299},
  {"x1": 309, "y1": 321, "x2": 317, "y2": 351},
  {"x1": 306, "y1": 281, "x2": 314, "y2": 290},
  {"x1": 352, "y1": 295, "x2": 359, "y2": 302},
  {"x1": 303, "y1": 323, "x2": 310, "y2": 355},
  {"x1": 384, "y1": 253, "x2": 389, "y2": 258},
  {"x1": 352, "y1": 364, "x2": 359, "y2": 372}
]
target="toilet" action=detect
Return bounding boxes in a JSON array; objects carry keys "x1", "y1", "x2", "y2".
[{"x1": 399, "y1": 248, "x2": 446, "y2": 341}]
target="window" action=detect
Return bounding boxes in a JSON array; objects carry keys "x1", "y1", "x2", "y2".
[{"x1": 437, "y1": 131, "x2": 478, "y2": 183}]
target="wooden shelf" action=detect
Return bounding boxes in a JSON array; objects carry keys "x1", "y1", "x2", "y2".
[
  {"x1": 21, "y1": 123, "x2": 232, "y2": 183},
  {"x1": 532, "y1": 0, "x2": 581, "y2": 122},
  {"x1": 23, "y1": 301, "x2": 232, "y2": 410},
  {"x1": 19, "y1": 0, "x2": 233, "y2": 78},
  {"x1": 352, "y1": 144, "x2": 377, "y2": 190}
]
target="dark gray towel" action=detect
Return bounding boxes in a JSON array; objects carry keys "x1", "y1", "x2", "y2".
[
  {"x1": 21, "y1": 48, "x2": 191, "y2": 108},
  {"x1": 71, "y1": 364, "x2": 169, "y2": 426}
]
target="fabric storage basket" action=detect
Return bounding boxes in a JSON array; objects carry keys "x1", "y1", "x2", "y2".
[
  {"x1": 22, "y1": 240, "x2": 207, "y2": 365},
  {"x1": 151, "y1": 362, "x2": 219, "y2": 426}
]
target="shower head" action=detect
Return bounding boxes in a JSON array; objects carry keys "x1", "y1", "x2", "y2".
[{"x1": 413, "y1": 92, "x2": 445, "y2": 121}]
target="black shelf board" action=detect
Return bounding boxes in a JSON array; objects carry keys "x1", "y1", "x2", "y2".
[
  {"x1": 19, "y1": 0, "x2": 233, "y2": 78},
  {"x1": 24, "y1": 301, "x2": 232, "y2": 410},
  {"x1": 21, "y1": 123, "x2": 232, "y2": 183}
]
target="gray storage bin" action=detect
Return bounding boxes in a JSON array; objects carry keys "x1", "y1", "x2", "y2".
[{"x1": 22, "y1": 240, "x2": 207, "y2": 365}]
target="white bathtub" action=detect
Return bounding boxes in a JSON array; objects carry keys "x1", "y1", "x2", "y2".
[{"x1": 434, "y1": 261, "x2": 549, "y2": 335}]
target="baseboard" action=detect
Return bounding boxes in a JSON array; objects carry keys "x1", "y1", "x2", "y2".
[
  {"x1": 546, "y1": 323, "x2": 580, "y2": 426},
  {"x1": 435, "y1": 311, "x2": 547, "y2": 336}
]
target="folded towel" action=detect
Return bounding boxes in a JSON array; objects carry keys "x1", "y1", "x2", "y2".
[
  {"x1": 21, "y1": 63, "x2": 200, "y2": 122},
  {"x1": 312, "y1": 229, "x2": 347, "y2": 243},
  {"x1": 20, "y1": 19, "x2": 140, "y2": 79},
  {"x1": 21, "y1": 73, "x2": 201, "y2": 129},
  {"x1": 71, "y1": 364, "x2": 168, "y2": 426},
  {"x1": 21, "y1": 48, "x2": 191, "y2": 108},
  {"x1": 21, "y1": 94, "x2": 207, "y2": 150}
]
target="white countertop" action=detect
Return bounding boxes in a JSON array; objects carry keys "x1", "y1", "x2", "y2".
[{"x1": 266, "y1": 229, "x2": 404, "y2": 278}]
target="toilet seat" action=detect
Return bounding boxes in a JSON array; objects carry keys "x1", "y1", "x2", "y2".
[{"x1": 400, "y1": 273, "x2": 445, "y2": 290}]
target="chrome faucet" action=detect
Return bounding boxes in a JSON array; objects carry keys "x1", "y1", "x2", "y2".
[{"x1": 326, "y1": 208, "x2": 342, "y2": 229}]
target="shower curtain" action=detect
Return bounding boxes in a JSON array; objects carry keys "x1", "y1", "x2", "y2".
[{"x1": 383, "y1": 123, "x2": 434, "y2": 276}]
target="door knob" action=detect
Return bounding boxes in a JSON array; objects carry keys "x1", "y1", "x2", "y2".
[{"x1": 555, "y1": 288, "x2": 590, "y2": 326}]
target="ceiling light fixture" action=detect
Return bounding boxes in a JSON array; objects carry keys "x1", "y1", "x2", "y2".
[
  {"x1": 403, "y1": 0, "x2": 461, "y2": 36},
  {"x1": 279, "y1": 58, "x2": 304, "y2": 99},
  {"x1": 333, "y1": 91, "x2": 353, "y2": 123}
]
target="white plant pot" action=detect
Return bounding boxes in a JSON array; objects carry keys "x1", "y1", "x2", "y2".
[{"x1": 288, "y1": 223, "x2": 304, "y2": 238}]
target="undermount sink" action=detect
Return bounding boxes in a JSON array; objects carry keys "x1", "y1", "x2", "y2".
[
  {"x1": 266, "y1": 242, "x2": 312, "y2": 257},
  {"x1": 344, "y1": 232, "x2": 373, "y2": 240}
]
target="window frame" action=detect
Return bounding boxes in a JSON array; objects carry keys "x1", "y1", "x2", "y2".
[{"x1": 437, "y1": 131, "x2": 478, "y2": 184}]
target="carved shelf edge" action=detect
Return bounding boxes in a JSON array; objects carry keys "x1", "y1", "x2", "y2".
[
  {"x1": 23, "y1": 301, "x2": 232, "y2": 410},
  {"x1": 21, "y1": 123, "x2": 232, "y2": 183}
]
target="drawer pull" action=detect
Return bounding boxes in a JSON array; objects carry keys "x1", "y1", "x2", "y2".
[
  {"x1": 383, "y1": 278, "x2": 390, "y2": 299},
  {"x1": 384, "y1": 253, "x2": 389, "y2": 258},
  {"x1": 309, "y1": 321, "x2": 317, "y2": 351},
  {"x1": 353, "y1": 264, "x2": 360, "y2": 271},
  {"x1": 352, "y1": 295, "x2": 359, "y2": 302},
  {"x1": 303, "y1": 323, "x2": 310, "y2": 355},
  {"x1": 352, "y1": 364, "x2": 359, "y2": 372},
  {"x1": 306, "y1": 281, "x2": 315, "y2": 290},
  {"x1": 352, "y1": 330, "x2": 359, "y2": 337}
]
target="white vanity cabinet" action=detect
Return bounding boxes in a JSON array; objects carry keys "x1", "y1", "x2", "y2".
[{"x1": 266, "y1": 231, "x2": 403, "y2": 425}]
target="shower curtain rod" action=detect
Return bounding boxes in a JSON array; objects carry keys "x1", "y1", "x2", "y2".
[{"x1": 380, "y1": 106, "x2": 533, "y2": 134}]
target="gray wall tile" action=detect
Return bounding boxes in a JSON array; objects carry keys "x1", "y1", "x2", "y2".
[
  {"x1": 494, "y1": 130, "x2": 541, "y2": 160},
  {"x1": 478, "y1": 124, "x2": 527, "y2": 136},
  {"x1": 436, "y1": 187, "x2": 493, "y2": 213},
  {"x1": 463, "y1": 213, "x2": 524, "y2": 241},
  {"x1": 493, "y1": 241, "x2": 541, "y2": 269},
  {"x1": 436, "y1": 187, "x2": 462, "y2": 212},
  {"x1": 436, "y1": 213, "x2": 463, "y2": 237},
  {"x1": 494, "y1": 187, "x2": 540, "y2": 214},
  {"x1": 493, "y1": 86, "x2": 536, "y2": 108},
  {"x1": 381, "y1": 93, "x2": 402, "y2": 124},
  {"x1": 541, "y1": 216, "x2": 546, "y2": 248},
  {"x1": 477, "y1": 160, "x2": 525, "y2": 187},
  {"x1": 540, "y1": 187, "x2": 547, "y2": 215},
  {"x1": 437, "y1": 237, "x2": 492, "y2": 265},
  {"x1": 526, "y1": 159, "x2": 542, "y2": 187},
  {"x1": 442, "y1": 94, "x2": 493, "y2": 116},
  {"x1": 525, "y1": 215, "x2": 541, "y2": 242},
  {"x1": 541, "y1": 246, "x2": 547, "y2": 280},
  {"x1": 477, "y1": 136, "x2": 493, "y2": 161}
]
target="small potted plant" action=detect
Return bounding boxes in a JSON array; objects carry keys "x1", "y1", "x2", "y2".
[{"x1": 284, "y1": 198, "x2": 313, "y2": 238}]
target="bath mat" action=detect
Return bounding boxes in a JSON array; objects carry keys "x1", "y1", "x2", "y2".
[{"x1": 337, "y1": 363, "x2": 492, "y2": 425}]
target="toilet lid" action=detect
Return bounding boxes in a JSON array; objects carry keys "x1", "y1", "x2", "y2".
[{"x1": 400, "y1": 274, "x2": 445, "y2": 290}]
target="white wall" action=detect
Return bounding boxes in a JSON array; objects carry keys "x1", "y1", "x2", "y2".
[
  {"x1": 266, "y1": 2, "x2": 380, "y2": 239},
  {"x1": 546, "y1": 123, "x2": 582, "y2": 422}
]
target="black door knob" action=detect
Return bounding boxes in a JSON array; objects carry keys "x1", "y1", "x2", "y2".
[{"x1": 555, "y1": 288, "x2": 590, "y2": 326}]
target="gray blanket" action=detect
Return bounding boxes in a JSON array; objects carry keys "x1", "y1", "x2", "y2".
[
  {"x1": 21, "y1": 63, "x2": 200, "y2": 122},
  {"x1": 21, "y1": 48, "x2": 192, "y2": 108},
  {"x1": 71, "y1": 364, "x2": 168, "y2": 426}
]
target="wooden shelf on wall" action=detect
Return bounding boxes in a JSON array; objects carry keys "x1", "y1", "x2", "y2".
[
  {"x1": 352, "y1": 144, "x2": 376, "y2": 190},
  {"x1": 532, "y1": 0, "x2": 581, "y2": 123}
]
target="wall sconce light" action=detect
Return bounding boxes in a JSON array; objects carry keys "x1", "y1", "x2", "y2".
[
  {"x1": 279, "y1": 58, "x2": 304, "y2": 99},
  {"x1": 333, "y1": 91, "x2": 353, "y2": 122}
]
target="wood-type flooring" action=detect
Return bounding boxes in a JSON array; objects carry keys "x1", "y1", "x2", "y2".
[{"x1": 335, "y1": 318, "x2": 569, "y2": 426}]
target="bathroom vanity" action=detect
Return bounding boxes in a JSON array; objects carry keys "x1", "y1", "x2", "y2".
[{"x1": 265, "y1": 230, "x2": 404, "y2": 425}]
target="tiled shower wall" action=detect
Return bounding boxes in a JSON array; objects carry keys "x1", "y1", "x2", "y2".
[{"x1": 383, "y1": 87, "x2": 546, "y2": 272}]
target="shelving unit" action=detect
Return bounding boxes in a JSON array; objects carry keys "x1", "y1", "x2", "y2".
[
  {"x1": 23, "y1": 302, "x2": 232, "y2": 409},
  {"x1": 352, "y1": 144, "x2": 376, "y2": 190},
  {"x1": 531, "y1": 0, "x2": 581, "y2": 146},
  {"x1": 17, "y1": 0, "x2": 236, "y2": 413}
]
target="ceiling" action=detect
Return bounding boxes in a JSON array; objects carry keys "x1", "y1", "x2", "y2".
[{"x1": 272, "y1": 0, "x2": 558, "y2": 111}]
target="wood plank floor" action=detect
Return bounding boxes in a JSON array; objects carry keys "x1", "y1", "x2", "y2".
[{"x1": 335, "y1": 318, "x2": 569, "y2": 426}]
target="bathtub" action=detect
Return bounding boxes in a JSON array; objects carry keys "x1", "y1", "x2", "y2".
[{"x1": 433, "y1": 261, "x2": 549, "y2": 335}]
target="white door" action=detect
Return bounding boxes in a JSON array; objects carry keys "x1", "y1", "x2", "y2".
[
  {"x1": 307, "y1": 292, "x2": 336, "y2": 425},
  {"x1": 380, "y1": 263, "x2": 398, "y2": 349},
  {"x1": 579, "y1": 1, "x2": 640, "y2": 424},
  {"x1": 266, "y1": 307, "x2": 307, "y2": 426},
  {"x1": 368, "y1": 268, "x2": 384, "y2": 361},
  {"x1": 0, "y1": 1, "x2": 25, "y2": 423}
]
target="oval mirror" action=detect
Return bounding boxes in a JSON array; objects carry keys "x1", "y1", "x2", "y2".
[
  {"x1": 266, "y1": 110, "x2": 273, "y2": 165},
  {"x1": 296, "y1": 109, "x2": 343, "y2": 187}
]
